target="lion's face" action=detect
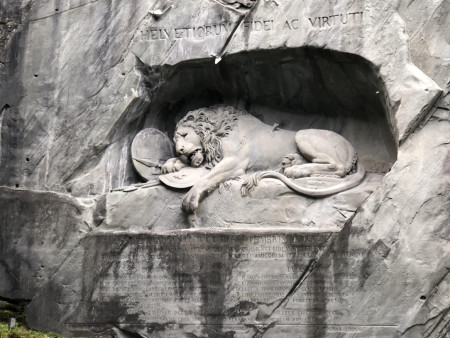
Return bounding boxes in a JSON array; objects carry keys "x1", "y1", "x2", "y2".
[{"x1": 174, "y1": 127, "x2": 204, "y2": 167}]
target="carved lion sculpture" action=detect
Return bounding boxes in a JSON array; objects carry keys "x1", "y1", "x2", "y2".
[{"x1": 161, "y1": 105, "x2": 365, "y2": 213}]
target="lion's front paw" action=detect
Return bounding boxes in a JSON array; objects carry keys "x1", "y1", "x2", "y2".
[
  {"x1": 181, "y1": 187, "x2": 201, "y2": 213},
  {"x1": 162, "y1": 163, "x2": 176, "y2": 174},
  {"x1": 162, "y1": 158, "x2": 185, "y2": 174},
  {"x1": 281, "y1": 153, "x2": 304, "y2": 170}
]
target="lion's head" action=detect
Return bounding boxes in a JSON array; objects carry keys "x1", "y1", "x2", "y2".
[{"x1": 175, "y1": 105, "x2": 241, "y2": 168}]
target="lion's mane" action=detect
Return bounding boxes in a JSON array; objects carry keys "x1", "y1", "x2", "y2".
[{"x1": 176, "y1": 105, "x2": 242, "y2": 168}]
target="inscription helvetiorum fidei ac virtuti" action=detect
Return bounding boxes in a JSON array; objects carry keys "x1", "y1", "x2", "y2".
[{"x1": 0, "y1": 0, "x2": 448, "y2": 337}]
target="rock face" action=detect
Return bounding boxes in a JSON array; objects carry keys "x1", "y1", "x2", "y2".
[
  {"x1": 0, "y1": 0, "x2": 449, "y2": 337},
  {"x1": 0, "y1": 188, "x2": 94, "y2": 299}
]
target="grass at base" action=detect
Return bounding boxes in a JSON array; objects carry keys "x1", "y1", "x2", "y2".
[{"x1": 0, "y1": 322, "x2": 64, "y2": 338}]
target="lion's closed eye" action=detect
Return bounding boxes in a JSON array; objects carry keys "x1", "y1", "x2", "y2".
[{"x1": 175, "y1": 132, "x2": 187, "y2": 138}]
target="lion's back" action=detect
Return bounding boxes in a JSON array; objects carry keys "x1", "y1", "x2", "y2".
[{"x1": 232, "y1": 115, "x2": 298, "y2": 171}]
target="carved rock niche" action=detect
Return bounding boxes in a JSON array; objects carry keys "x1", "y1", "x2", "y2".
[
  {"x1": 109, "y1": 47, "x2": 397, "y2": 231},
  {"x1": 26, "y1": 49, "x2": 405, "y2": 338},
  {"x1": 24, "y1": 38, "x2": 447, "y2": 338}
]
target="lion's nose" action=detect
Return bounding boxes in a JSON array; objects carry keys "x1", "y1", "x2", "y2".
[{"x1": 177, "y1": 145, "x2": 185, "y2": 154}]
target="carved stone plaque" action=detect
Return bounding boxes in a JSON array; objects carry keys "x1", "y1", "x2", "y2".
[{"x1": 27, "y1": 229, "x2": 400, "y2": 337}]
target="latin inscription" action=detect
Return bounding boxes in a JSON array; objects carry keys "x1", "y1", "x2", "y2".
[
  {"x1": 141, "y1": 11, "x2": 364, "y2": 41},
  {"x1": 144, "y1": 22, "x2": 234, "y2": 41},
  {"x1": 81, "y1": 233, "x2": 370, "y2": 326},
  {"x1": 307, "y1": 12, "x2": 363, "y2": 28}
]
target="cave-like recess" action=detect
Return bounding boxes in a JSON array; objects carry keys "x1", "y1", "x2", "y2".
[{"x1": 138, "y1": 47, "x2": 397, "y2": 174}]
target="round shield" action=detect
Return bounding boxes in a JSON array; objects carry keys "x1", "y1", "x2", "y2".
[{"x1": 131, "y1": 128, "x2": 174, "y2": 181}]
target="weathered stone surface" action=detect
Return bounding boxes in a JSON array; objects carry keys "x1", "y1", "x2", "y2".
[
  {"x1": 26, "y1": 230, "x2": 363, "y2": 337},
  {"x1": 398, "y1": 1, "x2": 450, "y2": 90},
  {"x1": 0, "y1": 0, "x2": 448, "y2": 337},
  {"x1": 0, "y1": 187, "x2": 94, "y2": 299},
  {"x1": 1, "y1": 1, "x2": 152, "y2": 194},
  {"x1": 104, "y1": 183, "x2": 186, "y2": 231},
  {"x1": 340, "y1": 107, "x2": 450, "y2": 337}
]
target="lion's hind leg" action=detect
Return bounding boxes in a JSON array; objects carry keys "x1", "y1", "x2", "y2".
[
  {"x1": 281, "y1": 151, "x2": 346, "y2": 179},
  {"x1": 310, "y1": 155, "x2": 347, "y2": 177},
  {"x1": 293, "y1": 129, "x2": 355, "y2": 178}
]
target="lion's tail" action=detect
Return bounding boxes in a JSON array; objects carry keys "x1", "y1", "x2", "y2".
[{"x1": 241, "y1": 164, "x2": 365, "y2": 197}]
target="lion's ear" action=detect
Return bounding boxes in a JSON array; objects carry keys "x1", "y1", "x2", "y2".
[{"x1": 186, "y1": 114, "x2": 194, "y2": 121}]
